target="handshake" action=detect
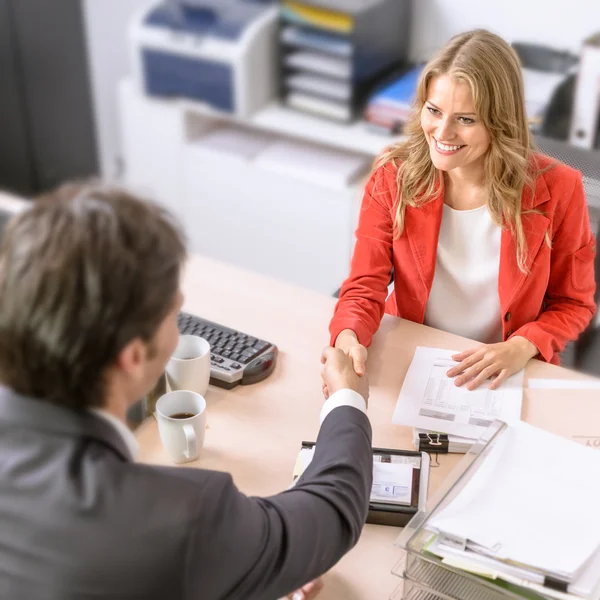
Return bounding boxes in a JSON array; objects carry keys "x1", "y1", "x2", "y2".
[{"x1": 320, "y1": 337, "x2": 369, "y2": 403}]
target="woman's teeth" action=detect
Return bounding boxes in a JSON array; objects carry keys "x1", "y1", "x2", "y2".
[{"x1": 436, "y1": 140, "x2": 464, "y2": 151}]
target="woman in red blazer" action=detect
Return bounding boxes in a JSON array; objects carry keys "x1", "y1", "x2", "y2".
[{"x1": 330, "y1": 29, "x2": 596, "y2": 390}]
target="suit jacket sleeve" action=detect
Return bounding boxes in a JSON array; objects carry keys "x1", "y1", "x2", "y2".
[
  {"x1": 329, "y1": 163, "x2": 396, "y2": 347},
  {"x1": 183, "y1": 406, "x2": 373, "y2": 600},
  {"x1": 513, "y1": 173, "x2": 597, "y2": 360}
]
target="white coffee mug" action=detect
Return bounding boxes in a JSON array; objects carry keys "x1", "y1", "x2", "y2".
[
  {"x1": 156, "y1": 390, "x2": 207, "y2": 464},
  {"x1": 166, "y1": 335, "x2": 211, "y2": 395}
]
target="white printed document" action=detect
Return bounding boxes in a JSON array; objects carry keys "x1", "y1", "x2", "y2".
[
  {"x1": 392, "y1": 347, "x2": 524, "y2": 440},
  {"x1": 371, "y1": 462, "x2": 413, "y2": 505},
  {"x1": 292, "y1": 447, "x2": 414, "y2": 505}
]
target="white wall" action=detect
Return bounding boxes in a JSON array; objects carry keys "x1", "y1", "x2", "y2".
[
  {"x1": 410, "y1": 0, "x2": 600, "y2": 61},
  {"x1": 83, "y1": 0, "x2": 154, "y2": 180},
  {"x1": 84, "y1": 0, "x2": 600, "y2": 179}
]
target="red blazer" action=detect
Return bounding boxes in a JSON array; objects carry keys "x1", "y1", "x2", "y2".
[{"x1": 330, "y1": 154, "x2": 597, "y2": 364}]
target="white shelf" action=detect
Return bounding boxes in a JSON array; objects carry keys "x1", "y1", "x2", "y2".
[
  {"x1": 251, "y1": 103, "x2": 404, "y2": 156},
  {"x1": 123, "y1": 78, "x2": 404, "y2": 157}
]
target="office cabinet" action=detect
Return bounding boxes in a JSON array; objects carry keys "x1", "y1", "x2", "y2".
[{"x1": 119, "y1": 79, "x2": 368, "y2": 295}]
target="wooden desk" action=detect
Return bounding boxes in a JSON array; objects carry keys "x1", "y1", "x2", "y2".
[{"x1": 136, "y1": 254, "x2": 599, "y2": 600}]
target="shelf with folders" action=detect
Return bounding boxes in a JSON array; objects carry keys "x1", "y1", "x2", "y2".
[{"x1": 278, "y1": 0, "x2": 412, "y2": 123}]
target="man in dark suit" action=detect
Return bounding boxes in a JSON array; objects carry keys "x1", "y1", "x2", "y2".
[{"x1": 0, "y1": 184, "x2": 372, "y2": 600}]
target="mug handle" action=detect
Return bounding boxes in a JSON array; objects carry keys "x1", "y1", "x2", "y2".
[{"x1": 183, "y1": 424, "x2": 197, "y2": 459}]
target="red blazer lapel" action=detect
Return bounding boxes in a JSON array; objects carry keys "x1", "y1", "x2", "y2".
[{"x1": 499, "y1": 171, "x2": 552, "y2": 313}]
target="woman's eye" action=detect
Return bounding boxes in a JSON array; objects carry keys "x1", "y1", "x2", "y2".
[
  {"x1": 458, "y1": 117, "x2": 475, "y2": 125},
  {"x1": 427, "y1": 106, "x2": 440, "y2": 115}
]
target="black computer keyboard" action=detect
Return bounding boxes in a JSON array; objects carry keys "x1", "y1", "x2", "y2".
[{"x1": 176, "y1": 311, "x2": 278, "y2": 389}]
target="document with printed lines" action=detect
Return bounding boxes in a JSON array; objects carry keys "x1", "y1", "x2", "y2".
[{"x1": 392, "y1": 346, "x2": 523, "y2": 440}]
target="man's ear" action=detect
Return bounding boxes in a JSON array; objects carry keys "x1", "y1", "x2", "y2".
[{"x1": 114, "y1": 337, "x2": 147, "y2": 377}]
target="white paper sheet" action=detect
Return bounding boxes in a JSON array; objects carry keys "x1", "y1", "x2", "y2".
[
  {"x1": 291, "y1": 447, "x2": 414, "y2": 505},
  {"x1": 528, "y1": 378, "x2": 600, "y2": 390},
  {"x1": 285, "y1": 50, "x2": 352, "y2": 79},
  {"x1": 392, "y1": 347, "x2": 524, "y2": 440},
  {"x1": 371, "y1": 462, "x2": 413, "y2": 505},
  {"x1": 286, "y1": 73, "x2": 352, "y2": 101}
]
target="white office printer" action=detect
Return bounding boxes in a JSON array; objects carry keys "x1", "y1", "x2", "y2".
[{"x1": 129, "y1": 0, "x2": 279, "y2": 118}]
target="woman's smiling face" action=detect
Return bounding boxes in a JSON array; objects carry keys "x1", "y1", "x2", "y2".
[{"x1": 420, "y1": 75, "x2": 491, "y2": 173}]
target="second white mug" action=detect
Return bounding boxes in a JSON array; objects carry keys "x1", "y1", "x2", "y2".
[{"x1": 166, "y1": 334, "x2": 211, "y2": 395}]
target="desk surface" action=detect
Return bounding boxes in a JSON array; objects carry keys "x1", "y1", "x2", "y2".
[{"x1": 136, "y1": 254, "x2": 599, "y2": 600}]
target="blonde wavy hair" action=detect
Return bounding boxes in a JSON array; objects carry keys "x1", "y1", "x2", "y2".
[{"x1": 379, "y1": 29, "x2": 541, "y2": 272}]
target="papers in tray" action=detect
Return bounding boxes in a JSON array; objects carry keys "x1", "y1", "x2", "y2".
[
  {"x1": 285, "y1": 91, "x2": 351, "y2": 122},
  {"x1": 281, "y1": 25, "x2": 352, "y2": 57},
  {"x1": 392, "y1": 347, "x2": 523, "y2": 440},
  {"x1": 427, "y1": 421, "x2": 600, "y2": 590},
  {"x1": 286, "y1": 73, "x2": 352, "y2": 101},
  {"x1": 285, "y1": 50, "x2": 352, "y2": 79}
]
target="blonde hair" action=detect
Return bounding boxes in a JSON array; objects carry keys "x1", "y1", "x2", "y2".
[{"x1": 379, "y1": 29, "x2": 539, "y2": 272}]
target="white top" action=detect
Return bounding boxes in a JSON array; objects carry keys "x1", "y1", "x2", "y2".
[{"x1": 424, "y1": 204, "x2": 502, "y2": 344}]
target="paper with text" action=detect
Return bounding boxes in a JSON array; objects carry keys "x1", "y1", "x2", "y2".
[
  {"x1": 371, "y1": 462, "x2": 413, "y2": 505},
  {"x1": 392, "y1": 347, "x2": 523, "y2": 439}
]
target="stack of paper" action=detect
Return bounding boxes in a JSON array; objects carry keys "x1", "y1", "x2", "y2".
[
  {"x1": 280, "y1": 5, "x2": 354, "y2": 122},
  {"x1": 286, "y1": 92, "x2": 351, "y2": 122},
  {"x1": 281, "y1": 1, "x2": 354, "y2": 34},
  {"x1": 284, "y1": 51, "x2": 352, "y2": 79},
  {"x1": 425, "y1": 421, "x2": 600, "y2": 599},
  {"x1": 364, "y1": 65, "x2": 423, "y2": 133},
  {"x1": 281, "y1": 25, "x2": 352, "y2": 57},
  {"x1": 253, "y1": 138, "x2": 369, "y2": 190},
  {"x1": 393, "y1": 347, "x2": 524, "y2": 453}
]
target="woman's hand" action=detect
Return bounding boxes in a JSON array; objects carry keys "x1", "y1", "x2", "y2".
[
  {"x1": 446, "y1": 336, "x2": 538, "y2": 390},
  {"x1": 322, "y1": 330, "x2": 368, "y2": 399},
  {"x1": 334, "y1": 329, "x2": 368, "y2": 375}
]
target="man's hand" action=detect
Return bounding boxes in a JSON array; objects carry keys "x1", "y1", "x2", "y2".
[
  {"x1": 321, "y1": 346, "x2": 369, "y2": 403},
  {"x1": 446, "y1": 336, "x2": 538, "y2": 390},
  {"x1": 286, "y1": 577, "x2": 324, "y2": 600},
  {"x1": 334, "y1": 329, "x2": 368, "y2": 376}
]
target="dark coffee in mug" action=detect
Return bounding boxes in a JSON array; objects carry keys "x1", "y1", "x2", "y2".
[{"x1": 169, "y1": 412, "x2": 196, "y2": 419}]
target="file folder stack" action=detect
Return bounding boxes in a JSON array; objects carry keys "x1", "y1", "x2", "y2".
[
  {"x1": 364, "y1": 65, "x2": 422, "y2": 134},
  {"x1": 393, "y1": 421, "x2": 600, "y2": 600},
  {"x1": 279, "y1": 0, "x2": 412, "y2": 122}
]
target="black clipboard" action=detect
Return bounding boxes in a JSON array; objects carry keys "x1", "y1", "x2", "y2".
[{"x1": 299, "y1": 441, "x2": 430, "y2": 527}]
